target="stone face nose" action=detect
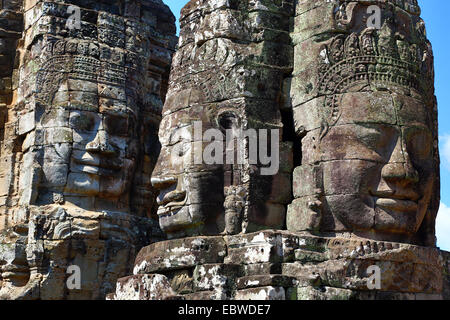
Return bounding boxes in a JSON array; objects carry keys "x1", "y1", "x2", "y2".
[
  {"x1": 85, "y1": 130, "x2": 116, "y2": 155},
  {"x1": 381, "y1": 136, "x2": 419, "y2": 185},
  {"x1": 151, "y1": 176, "x2": 178, "y2": 190}
]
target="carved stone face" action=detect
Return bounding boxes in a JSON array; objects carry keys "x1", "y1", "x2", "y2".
[
  {"x1": 66, "y1": 107, "x2": 137, "y2": 199},
  {"x1": 0, "y1": 226, "x2": 30, "y2": 299},
  {"x1": 289, "y1": 0, "x2": 438, "y2": 245},
  {"x1": 32, "y1": 41, "x2": 142, "y2": 208},
  {"x1": 290, "y1": 89, "x2": 437, "y2": 244},
  {"x1": 151, "y1": 106, "x2": 225, "y2": 238},
  {"x1": 315, "y1": 91, "x2": 435, "y2": 237}
]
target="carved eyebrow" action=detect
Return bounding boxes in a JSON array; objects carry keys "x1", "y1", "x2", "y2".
[
  {"x1": 351, "y1": 122, "x2": 396, "y2": 130},
  {"x1": 103, "y1": 109, "x2": 136, "y2": 122},
  {"x1": 352, "y1": 122, "x2": 432, "y2": 135},
  {"x1": 64, "y1": 105, "x2": 99, "y2": 112}
]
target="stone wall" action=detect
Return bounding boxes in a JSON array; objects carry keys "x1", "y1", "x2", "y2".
[
  {"x1": 110, "y1": 230, "x2": 449, "y2": 300},
  {"x1": 0, "y1": 0, "x2": 23, "y2": 137},
  {"x1": 0, "y1": 0, "x2": 24, "y2": 226}
]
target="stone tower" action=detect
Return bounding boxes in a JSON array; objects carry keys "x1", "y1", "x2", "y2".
[{"x1": 0, "y1": 0, "x2": 177, "y2": 299}]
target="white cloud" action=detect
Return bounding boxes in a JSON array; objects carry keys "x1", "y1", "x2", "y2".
[
  {"x1": 439, "y1": 135, "x2": 450, "y2": 171},
  {"x1": 436, "y1": 202, "x2": 450, "y2": 251}
]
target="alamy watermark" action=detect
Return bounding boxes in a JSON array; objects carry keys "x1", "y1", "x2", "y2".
[
  {"x1": 367, "y1": 5, "x2": 382, "y2": 29},
  {"x1": 171, "y1": 121, "x2": 280, "y2": 176},
  {"x1": 66, "y1": 5, "x2": 81, "y2": 30},
  {"x1": 66, "y1": 264, "x2": 81, "y2": 290},
  {"x1": 330, "y1": 0, "x2": 382, "y2": 29},
  {"x1": 366, "y1": 265, "x2": 381, "y2": 290}
]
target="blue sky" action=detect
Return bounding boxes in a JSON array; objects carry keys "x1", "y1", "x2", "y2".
[
  {"x1": 164, "y1": 0, "x2": 450, "y2": 250},
  {"x1": 421, "y1": 0, "x2": 450, "y2": 250}
]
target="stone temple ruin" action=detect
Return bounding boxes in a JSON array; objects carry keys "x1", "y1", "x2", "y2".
[{"x1": 0, "y1": 0, "x2": 449, "y2": 300}]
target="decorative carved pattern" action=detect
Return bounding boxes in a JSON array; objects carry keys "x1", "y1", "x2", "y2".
[
  {"x1": 223, "y1": 186, "x2": 247, "y2": 235},
  {"x1": 317, "y1": 26, "x2": 433, "y2": 133},
  {"x1": 36, "y1": 45, "x2": 126, "y2": 108}
]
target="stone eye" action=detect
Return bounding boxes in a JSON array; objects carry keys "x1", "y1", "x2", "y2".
[
  {"x1": 104, "y1": 115, "x2": 128, "y2": 136},
  {"x1": 173, "y1": 142, "x2": 191, "y2": 159},
  {"x1": 218, "y1": 111, "x2": 239, "y2": 132},
  {"x1": 70, "y1": 114, "x2": 95, "y2": 132},
  {"x1": 405, "y1": 128, "x2": 432, "y2": 162}
]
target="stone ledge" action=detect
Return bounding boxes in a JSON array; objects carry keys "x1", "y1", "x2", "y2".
[
  {"x1": 112, "y1": 230, "x2": 450, "y2": 300},
  {"x1": 236, "y1": 275, "x2": 297, "y2": 290},
  {"x1": 133, "y1": 236, "x2": 227, "y2": 274},
  {"x1": 111, "y1": 274, "x2": 181, "y2": 300}
]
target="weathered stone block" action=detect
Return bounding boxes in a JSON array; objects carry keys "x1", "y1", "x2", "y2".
[
  {"x1": 112, "y1": 274, "x2": 177, "y2": 300},
  {"x1": 225, "y1": 232, "x2": 284, "y2": 265},
  {"x1": 287, "y1": 197, "x2": 321, "y2": 232},
  {"x1": 242, "y1": 263, "x2": 282, "y2": 276},
  {"x1": 193, "y1": 263, "x2": 242, "y2": 292},
  {"x1": 164, "y1": 269, "x2": 194, "y2": 294},
  {"x1": 183, "y1": 290, "x2": 216, "y2": 300},
  {"x1": 297, "y1": 286, "x2": 355, "y2": 301},
  {"x1": 236, "y1": 275, "x2": 297, "y2": 290},
  {"x1": 18, "y1": 111, "x2": 35, "y2": 135},
  {"x1": 134, "y1": 237, "x2": 227, "y2": 274},
  {"x1": 234, "y1": 286, "x2": 285, "y2": 300}
]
